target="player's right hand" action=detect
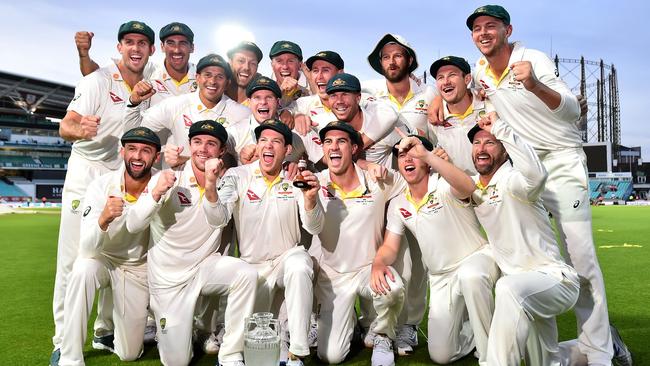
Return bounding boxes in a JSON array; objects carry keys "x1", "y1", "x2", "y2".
[
  {"x1": 100, "y1": 195, "x2": 124, "y2": 224},
  {"x1": 427, "y1": 95, "x2": 445, "y2": 126},
  {"x1": 280, "y1": 77, "x2": 299, "y2": 94},
  {"x1": 370, "y1": 261, "x2": 395, "y2": 296},
  {"x1": 204, "y1": 158, "x2": 224, "y2": 185},
  {"x1": 478, "y1": 111, "x2": 499, "y2": 134},
  {"x1": 152, "y1": 169, "x2": 176, "y2": 202},
  {"x1": 80, "y1": 115, "x2": 100, "y2": 139},
  {"x1": 129, "y1": 80, "x2": 156, "y2": 106},
  {"x1": 164, "y1": 144, "x2": 189, "y2": 168},
  {"x1": 294, "y1": 114, "x2": 317, "y2": 136},
  {"x1": 239, "y1": 144, "x2": 258, "y2": 164},
  {"x1": 75, "y1": 31, "x2": 94, "y2": 57}
]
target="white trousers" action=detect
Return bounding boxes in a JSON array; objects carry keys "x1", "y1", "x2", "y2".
[
  {"x1": 487, "y1": 267, "x2": 579, "y2": 366},
  {"x1": 52, "y1": 154, "x2": 114, "y2": 349},
  {"x1": 59, "y1": 257, "x2": 148, "y2": 366},
  {"x1": 251, "y1": 246, "x2": 314, "y2": 357},
  {"x1": 427, "y1": 247, "x2": 499, "y2": 365},
  {"x1": 315, "y1": 263, "x2": 405, "y2": 364},
  {"x1": 395, "y1": 231, "x2": 428, "y2": 326},
  {"x1": 540, "y1": 148, "x2": 613, "y2": 364},
  {"x1": 150, "y1": 254, "x2": 257, "y2": 366}
]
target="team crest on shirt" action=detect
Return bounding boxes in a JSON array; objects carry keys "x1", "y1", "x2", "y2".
[
  {"x1": 183, "y1": 114, "x2": 193, "y2": 127},
  {"x1": 246, "y1": 189, "x2": 262, "y2": 203},
  {"x1": 276, "y1": 182, "x2": 295, "y2": 200},
  {"x1": 177, "y1": 191, "x2": 192, "y2": 206},
  {"x1": 109, "y1": 91, "x2": 124, "y2": 104},
  {"x1": 154, "y1": 80, "x2": 169, "y2": 93},
  {"x1": 415, "y1": 99, "x2": 428, "y2": 112},
  {"x1": 399, "y1": 208, "x2": 412, "y2": 219},
  {"x1": 71, "y1": 199, "x2": 80, "y2": 213},
  {"x1": 423, "y1": 193, "x2": 443, "y2": 214},
  {"x1": 486, "y1": 187, "x2": 502, "y2": 206},
  {"x1": 216, "y1": 117, "x2": 226, "y2": 125}
]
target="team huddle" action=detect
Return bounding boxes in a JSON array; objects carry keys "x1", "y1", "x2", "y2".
[{"x1": 49, "y1": 4, "x2": 633, "y2": 366}]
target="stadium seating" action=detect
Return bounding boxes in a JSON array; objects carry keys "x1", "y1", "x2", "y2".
[
  {"x1": 0, "y1": 180, "x2": 29, "y2": 197},
  {"x1": 37, "y1": 156, "x2": 68, "y2": 168},
  {"x1": 0, "y1": 155, "x2": 39, "y2": 168},
  {"x1": 588, "y1": 179, "x2": 634, "y2": 201}
]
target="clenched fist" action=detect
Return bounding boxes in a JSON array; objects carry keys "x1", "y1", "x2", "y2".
[
  {"x1": 98, "y1": 195, "x2": 124, "y2": 230},
  {"x1": 129, "y1": 80, "x2": 156, "y2": 106},
  {"x1": 152, "y1": 170, "x2": 176, "y2": 202},
  {"x1": 75, "y1": 31, "x2": 94, "y2": 57},
  {"x1": 80, "y1": 115, "x2": 100, "y2": 139}
]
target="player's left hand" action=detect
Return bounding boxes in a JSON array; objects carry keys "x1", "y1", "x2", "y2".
[
  {"x1": 510, "y1": 61, "x2": 539, "y2": 91},
  {"x1": 370, "y1": 261, "x2": 394, "y2": 295},
  {"x1": 432, "y1": 147, "x2": 449, "y2": 161},
  {"x1": 394, "y1": 128, "x2": 430, "y2": 161},
  {"x1": 284, "y1": 161, "x2": 299, "y2": 181},
  {"x1": 280, "y1": 77, "x2": 299, "y2": 95},
  {"x1": 366, "y1": 162, "x2": 387, "y2": 183},
  {"x1": 427, "y1": 95, "x2": 446, "y2": 126},
  {"x1": 98, "y1": 195, "x2": 124, "y2": 230}
]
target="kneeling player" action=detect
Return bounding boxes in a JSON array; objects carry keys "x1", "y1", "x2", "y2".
[
  {"x1": 126, "y1": 121, "x2": 258, "y2": 366},
  {"x1": 55, "y1": 127, "x2": 160, "y2": 366}
]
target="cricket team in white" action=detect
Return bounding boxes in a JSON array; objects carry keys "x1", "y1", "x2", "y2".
[{"x1": 49, "y1": 4, "x2": 633, "y2": 366}]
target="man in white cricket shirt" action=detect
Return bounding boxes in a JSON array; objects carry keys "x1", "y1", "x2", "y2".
[
  {"x1": 125, "y1": 120, "x2": 258, "y2": 366},
  {"x1": 372, "y1": 133, "x2": 498, "y2": 365},
  {"x1": 313, "y1": 121, "x2": 406, "y2": 366},
  {"x1": 55, "y1": 127, "x2": 160, "y2": 366},
  {"x1": 204, "y1": 119, "x2": 324, "y2": 366},
  {"x1": 467, "y1": 5, "x2": 631, "y2": 364},
  {"x1": 53, "y1": 20, "x2": 155, "y2": 360},
  {"x1": 469, "y1": 112, "x2": 579, "y2": 365}
]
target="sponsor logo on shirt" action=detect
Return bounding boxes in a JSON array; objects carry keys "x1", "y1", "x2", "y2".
[
  {"x1": 155, "y1": 80, "x2": 169, "y2": 93},
  {"x1": 177, "y1": 191, "x2": 192, "y2": 206},
  {"x1": 83, "y1": 206, "x2": 91, "y2": 217},
  {"x1": 246, "y1": 189, "x2": 262, "y2": 202},
  {"x1": 399, "y1": 208, "x2": 412, "y2": 219},
  {"x1": 190, "y1": 81, "x2": 198, "y2": 92},
  {"x1": 109, "y1": 91, "x2": 124, "y2": 104},
  {"x1": 312, "y1": 136, "x2": 322, "y2": 145},
  {"x1": 183, "y1": 114, "x2": 193, "y2": 127},
  {"x1": 478, "y1": 79, "x2": 490, "y2": 91}
]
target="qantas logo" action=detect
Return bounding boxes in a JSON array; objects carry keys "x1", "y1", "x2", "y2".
[
  {"x1": 183, "y1": 114, "x2": 193, "y2": 127},
  {"x1": 246, "y1": 189, "x2": 261, "y2": 202},
  {"x1": 109, "y1": 91, "x2": 124, "y2": 103},
  {"x1": 310, "y1": 110, "x2": 318, "y2": 116},
  {"x1": 177, "y1": 192, "x2": 191, "y2": 206},
  {"x1": 479, "y1": 79, "x2": 490, "y2": 90},
  {"x1": 399, "y1": 208, "x2": 412, "y2": 219},
  {"x1": 155, "y1": 80, "x2": 169, "y2": 93},
  {"x1": 312, "y1": 136, "x2": 322, "y2": 145}
]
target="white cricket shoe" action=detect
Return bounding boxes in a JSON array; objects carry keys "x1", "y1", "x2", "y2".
[{"x1": 371, "y1": 334, "x2": 395, "y2": 366}]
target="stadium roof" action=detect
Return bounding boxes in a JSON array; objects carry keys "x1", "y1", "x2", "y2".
[{"x1": 0, "y1": 70, "x2": 74, "y2": 120}]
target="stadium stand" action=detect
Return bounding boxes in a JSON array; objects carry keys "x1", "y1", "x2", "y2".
[{"x1": 0, "y1": 70, "x2": 73, "y2": 204}]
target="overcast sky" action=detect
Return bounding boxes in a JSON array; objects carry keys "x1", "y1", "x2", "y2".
[{"x1": 2, "y1": 0, "x2": 648, "y2": 160}]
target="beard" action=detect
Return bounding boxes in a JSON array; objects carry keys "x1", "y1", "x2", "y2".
[
  {"x1": 383, "y1": 63, "x2": 410, "y2": 83},
  {"x1": 125, "y1": 160, "x2": 153, "y2": 180}
]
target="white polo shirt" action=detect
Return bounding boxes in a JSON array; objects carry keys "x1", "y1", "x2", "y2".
[
  {"x1": 67, "y1": 61, "x2": 135, "y2": 169},
  {"x1": 79, "y1": 167, "x2": 152, "y2": 267},
  {"x1": 432, "y1": 95, "x2": 487, "y2": 175},
  {"x1": 226, "y1": 115, "x2": 324, "y2": 164},
  {"x1": 473, "y1": 42, "x2": 581, "y2": 152},
  {"x1": 362, "y1": 78, "x2": 437, "y2": 142},
  {"x1": 127, "y1": 92, "x2": 250, "y2": 153},
  {"x1": 386, "y1": 172, "x2": 487, "y2": 275},
  {"x1": 146, "y1": 62, "x2": 198, "y2": 105},
  {"x1": 126, "y1": 163, "x2": 224, "y2": 290},
  {"x1": 204, "y1": 161, "x2": 324, "y2": 264},
  {"x1": 470, "y1": 119, "x2": 568, "y2": 275},
  {"x1": 314, "y1": 164, "x2": 405, "y2": 273}
]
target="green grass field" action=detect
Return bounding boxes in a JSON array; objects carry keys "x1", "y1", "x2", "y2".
[{"x1": 0, "y1": 206, "x2": 648, "y2": 365}]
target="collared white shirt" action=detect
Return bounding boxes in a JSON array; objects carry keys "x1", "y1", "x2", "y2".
[
  {"x1": 146, "y1": 62, "x2": 198, "y2": 105},
  {"x1": 126, "y1": 163, "x2": 223, "y2": 290},
  {"x1": 204, "y1": 160, "x2": 324, "y2": 264},
  {"x1": 127, "y1": 92, "x2": 250, "y2": 153},
  {"x1": 473, "y1": 42, "x2": 581, "y2": 151},
  {"x1": 433, "y1": 94, "x2": 487, "y2": 175},
  {"x1": 386, "y1": 171, "x2": 487, "y2": 275},
  {"x1": 79, "y1": 166, "x2": 152, "y2": 267},
  {"x1": 362, "y1": 78, "x2": 437, "y2": 142},
  {"x1": 67, "y1": 61, "x2": 135, "y2": 168},
  {"x1": 314, "y1": 164, "x2": 405, "y2": 273},
  {"x1": 470, "y1": 119, "x2": 569, "y2": 276},
  {"x1": 226, "y1": 115, "x2": 324, "y2": 164}
]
